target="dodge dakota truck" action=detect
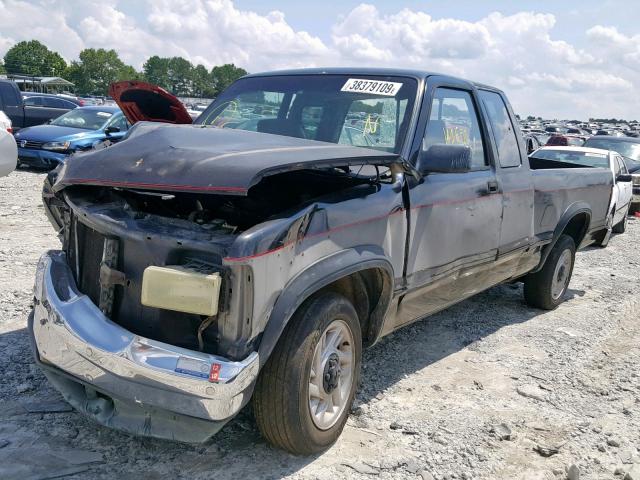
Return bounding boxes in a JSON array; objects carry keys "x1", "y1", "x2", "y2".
[{"x1": 30, "y1": 69, "x2": 615, "y2": 454}]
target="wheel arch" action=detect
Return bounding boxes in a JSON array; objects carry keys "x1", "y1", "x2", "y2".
[
  {"x1": 256, "y1": 246, "x2": 395, "y2": 367},
  {"x1": 532, "y1": 202, "x2": 591, "y2": 273}
]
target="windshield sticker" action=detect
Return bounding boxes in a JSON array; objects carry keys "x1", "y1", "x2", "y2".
[
  {"x1": 97, "y1": 112, "x2": 113, "y2": 117},
  {"x1": 341, "y1": 79, "x2": 403, "y2": 96}
]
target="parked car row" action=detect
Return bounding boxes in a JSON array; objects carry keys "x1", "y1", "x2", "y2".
[{"x1": 14, "y1": 105, "x2": 129, "y2": 169}]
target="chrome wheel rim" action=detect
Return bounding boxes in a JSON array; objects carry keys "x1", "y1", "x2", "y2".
[
  {"x1": 551, "y1": 249, "x2": 572, "y2": 300},
  {"x1": 308, "y1": 319, "x2": 354, "y2": 430}
]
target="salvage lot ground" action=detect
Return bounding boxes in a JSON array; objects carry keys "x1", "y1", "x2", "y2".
[{"x1": 0, "y1": 170, "x2": 639, "y2": 480}]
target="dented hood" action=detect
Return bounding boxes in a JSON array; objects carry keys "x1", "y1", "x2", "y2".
[
  {"x1": 109, "y1": 81, "x2": 193, "y2": 125},
  {"x1": 53, "y1": 122, "x2": 400, "y2": 195}
]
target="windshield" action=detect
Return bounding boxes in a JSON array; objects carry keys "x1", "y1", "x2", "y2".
[
  {"x1": 531, "y1": 149, "x2": 610, "y2": 168},
  {"x1": 584, "y1": 138, "x2": 640, "y2": 163},
  {"x1": 195, "y1": 74, "x2": 418, "y2": 153},
  {"x1": 51, "y1": 109, "x2": 114, "y2": 130}
]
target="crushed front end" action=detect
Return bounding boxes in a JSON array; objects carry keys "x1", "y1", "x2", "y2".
[{"x1": 30, "y1": 181, "x2": 261, "y2": 442}]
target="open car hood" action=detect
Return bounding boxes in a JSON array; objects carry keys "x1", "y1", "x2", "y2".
[
  {"x1": 109, "y1": 81, "x2": 193, "y2": 125},
  {"x1": 53, "y1": 122, "x2": 401, "y2": 195}
]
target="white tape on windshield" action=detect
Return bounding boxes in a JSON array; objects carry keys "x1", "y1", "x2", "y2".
[{"x1": 341, "y1": 78, "x2": 403, "y2": 96}]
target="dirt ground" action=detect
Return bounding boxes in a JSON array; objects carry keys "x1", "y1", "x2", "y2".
[{"x1": 1, "y1": 169, "x2": 639, "y2": 480}]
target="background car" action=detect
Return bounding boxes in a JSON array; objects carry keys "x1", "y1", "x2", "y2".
[
  {"x1": 523, "y1": 133, "x2": 543, "y2": 154},
  {"x1": 0, "y1": 110, "x2": 12, "y2": 132},
  {"x1": 545, "y1": 134, "x2": 586, "y2": 147},
  {"x1": 584, "y1": 136, "x2": 640, "y2": 213},
  {"x1": 0, "y1": 128, "x2": 17, "y2": 176},
  {"x1": 14, "y1": 106, "x2": 129, "y2": 169},
  {"x1": 530, "y1": 146, "x2": 633, "y2": 240},
  {"x1": 0, "y1": 80, "x2": 84, "y2": 131}
]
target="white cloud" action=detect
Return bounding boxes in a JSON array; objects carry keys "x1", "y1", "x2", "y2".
[{"x1": 0, "y1": 1, "x2": 638, "y2": 118}]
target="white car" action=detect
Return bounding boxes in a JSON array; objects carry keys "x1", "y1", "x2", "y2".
[
  {"x1": 530, "y1": 146, "x2": 633, "y2": 239},
  {"x1": 0, "y1": 128, "x2": 17, "y2": 177},
  {"x1": 0, "y1": 110, "x2": 11, "y2": 132}
]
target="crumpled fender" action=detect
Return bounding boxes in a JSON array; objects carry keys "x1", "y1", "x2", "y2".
[{"x1": 256, "y1": 246, "x2": 395, "y2": 367}]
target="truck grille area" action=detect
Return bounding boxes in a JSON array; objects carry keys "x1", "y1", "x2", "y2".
[
  {"x1": 67, "y1": 218, "x2": 108, "y2": 308},
  {"x1": 63, "y1": 211, "x2": 229, "y2": 355}
]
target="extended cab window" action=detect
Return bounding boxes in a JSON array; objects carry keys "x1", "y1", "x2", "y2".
[
  {"x1": 478, "y1": 90, "x2": 521, "y2": 168},
  {"x1": 196, "y1": 75, "x2": 418, "y2": 154},
  {"x1": 424, "y1": 88, "x2": 486, "y2": 168}
]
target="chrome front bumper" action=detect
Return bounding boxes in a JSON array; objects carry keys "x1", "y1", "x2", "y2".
[{"x1": 30, "y1": 250, "x2": 259, "y2": 442}]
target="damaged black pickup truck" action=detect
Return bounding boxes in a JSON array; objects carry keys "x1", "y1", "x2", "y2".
[{"x1": 30, "y1": 69, "x2": 614, "y2": 454}]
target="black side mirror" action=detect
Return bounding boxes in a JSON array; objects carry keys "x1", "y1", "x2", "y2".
[
  {"x1": 104, "y1": 126, "x2": 120, "y2": 135},
  {"x1": 616, "y1": 173, "x2": 632, "y2": 182},
  {"x1": 417, "y1": 144, "x2": 472, "y2": 175}
]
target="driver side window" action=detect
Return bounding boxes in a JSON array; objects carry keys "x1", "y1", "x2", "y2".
[{"x1": 424, "y1": 88, "x2": 486, "y2": 168}]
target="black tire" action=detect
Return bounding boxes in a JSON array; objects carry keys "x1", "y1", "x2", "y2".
[
  {"x1": 612, "y1": 208, "x2": 628, "y2": 234},
  {"x1": 524, "y1": 234, "x2": 576, "y2": 310},
  {"x1": 253, "y1": 292, "x2": 362, "y2": 455}
]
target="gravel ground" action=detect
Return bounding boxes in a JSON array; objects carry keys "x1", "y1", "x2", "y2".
[{"x1": 1, "y1": 169, "x2": 639, "y2": 480}]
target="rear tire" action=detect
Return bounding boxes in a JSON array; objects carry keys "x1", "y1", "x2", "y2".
[
  {"x1": 253, "y1": 292, "x2": 362, "y2": 455},
  {"x1": 524, "y1": 234, "x2": 576, "y2": 310},
  {"x1": 612, "y1": 207, "x2": 628, "y2": 234}
]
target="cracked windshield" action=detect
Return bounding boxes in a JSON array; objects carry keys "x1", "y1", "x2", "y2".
[{"x1": 196, "y1": 75, "x2": 417, "y2": 153}]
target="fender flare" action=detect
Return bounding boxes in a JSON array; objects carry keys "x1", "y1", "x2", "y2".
[
  {"x1": 532, "y1": 202, "x2": 591, "y2": 273},
  {"x1": 256, "y1": 245, "x2": 395, "y2": 367}
]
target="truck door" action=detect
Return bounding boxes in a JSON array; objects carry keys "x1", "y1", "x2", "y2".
[
  {"x1": 0, "y1": 82, "x2": 25, "y2": 129},
  {"x1": 477, "y1": 90, "x2": 534, "y2": 268},
  {"x1": 394, "y1": 84, "x2": 503, "y2": 328}
]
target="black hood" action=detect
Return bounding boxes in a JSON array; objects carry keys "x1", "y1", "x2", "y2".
[{"x1": 53, "y1": 123, "x2": 400, "y2": 195}]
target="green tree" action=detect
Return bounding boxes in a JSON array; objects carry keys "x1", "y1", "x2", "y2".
[
  {"x1": 192, "y1": 64, "x2": 215, "y2": 98},
  {"x1": 142, "y1": 55, "x2": 171, "y2": 90},
  {"x1": 3, "y1": 40, "x2": 67, "y2": 76},
  {"x1": 66, "y1": 48, "x2": 139, "y2": 95},
  {"x1": 0, "y1": 61, "x2": 5, "y2": 74},
  {"x1": 210, "y1": 64, "x2": 247, "y2": 96},
  {"x1": 166, "y1": 56, "x2": 193, "y2": 96}
]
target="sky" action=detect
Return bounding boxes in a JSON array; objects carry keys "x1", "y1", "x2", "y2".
[{"x1": 1, "y1": 0, "x2": 639, "y2": 119}]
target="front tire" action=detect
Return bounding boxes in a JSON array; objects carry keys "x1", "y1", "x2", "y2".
[
  {"x1": 524, "y1": 234, "x2": 576, "y2": 310},
  {"x1": 253, "y1": 292, "x2": 362, "y2": 455}
]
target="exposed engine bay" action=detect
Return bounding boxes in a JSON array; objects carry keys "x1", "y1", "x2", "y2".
[{"x1": 44, "y1": 166, "x2": 384, "y2": 357}]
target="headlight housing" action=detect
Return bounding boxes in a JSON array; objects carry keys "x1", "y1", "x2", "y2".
[
  {"x1": 42, "y1": 141, "x2": 71, "y2": 151},
  {"x1": 141, "y1": 265, "x2": 222, "y2": 316},
  {"x1": 632, "y1": 174, "x2": 640, "y2": 186}
]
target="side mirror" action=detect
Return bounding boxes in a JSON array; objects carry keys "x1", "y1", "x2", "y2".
[
  {"x1": 417, "y1": 144, "x2": 472, "y2": 175},
  {"x1": 104, "y1": 126, "x2": 120, "y2": 136},
  {"x1": 616, "y1": 173, "x2": 632, "y2": 182}
]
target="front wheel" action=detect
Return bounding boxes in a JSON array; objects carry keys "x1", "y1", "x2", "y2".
[
  {"x1": 524, "y1": 234, "x2": 576, "y2": 310},
  {"x1": 253, "y1": 292, "x2": 362, "y2": 455}
]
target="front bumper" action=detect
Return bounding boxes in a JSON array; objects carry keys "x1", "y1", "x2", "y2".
[
  {"x1": 17, "y1": 147, "x2": 66, "y2": 169},
  {"x1": 30, "y1": 250, "x2": 259, "y2": 443}
]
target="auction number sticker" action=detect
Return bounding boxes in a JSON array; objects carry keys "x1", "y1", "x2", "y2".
[{"x1": 341, "y1": 78, "x2": 403, "y2": 96}]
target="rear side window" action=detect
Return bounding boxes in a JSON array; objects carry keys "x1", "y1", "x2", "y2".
[
  {"x1": 23, "y1": 96, "x2": 42, "y2": 106},
  {"x1": 43, "y1": 97, "x2": 74, "y2": 108},
  {"x1": 479, "y1": 90, "x2": 521, "y2": 168}
]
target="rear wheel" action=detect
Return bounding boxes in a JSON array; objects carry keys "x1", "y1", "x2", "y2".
[
  {"x1": 612, "y1": 206, "x2": 629, "y2": 234},
  {"x1": 524, "y1": 234, "x2": 576, "y2": 310},
  {"x1": 595, "y1": 206, "x2": 615, "y2": 247},
  {"x1": 253, "y1": 292, "x2": 361, "y2": 455}
]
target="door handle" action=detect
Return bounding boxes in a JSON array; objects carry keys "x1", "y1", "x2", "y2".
[{"x1": 487, "y1": 180, "x2": 499, "y2": 194}]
